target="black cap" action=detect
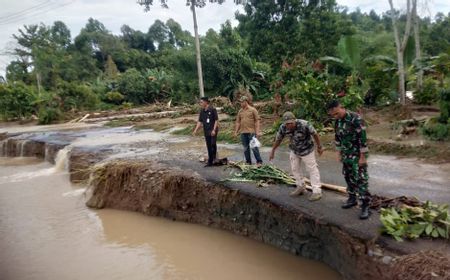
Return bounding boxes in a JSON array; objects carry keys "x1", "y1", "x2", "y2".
[
  {"x1": 200, "y1": 97, "x2": 209, "y2": 103},
  {"x1": 327, "y1": 99, "x2": 340, "y2": 111}
]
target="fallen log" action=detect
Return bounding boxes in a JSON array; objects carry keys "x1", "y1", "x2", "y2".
[{"x1": 303, "y1": 178, "x2": 347, "y2": 194}]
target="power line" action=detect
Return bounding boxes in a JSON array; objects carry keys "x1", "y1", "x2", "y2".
[
  {"x1": 0, "y1": 1, "x2": 74, "y2": 26},
  {"x1": 0, "y1": 1, "x2": 62, "y2": 25},
  {"x1": 0, "y1": 1, "x2": 53, "y2": 21}
]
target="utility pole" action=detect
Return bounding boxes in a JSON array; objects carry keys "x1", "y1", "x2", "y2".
[{"x1": 191, "y1": 0, "x2": 205, "y2": 98}]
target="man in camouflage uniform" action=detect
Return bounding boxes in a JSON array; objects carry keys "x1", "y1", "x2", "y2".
[
  {"x1": 269, "y1": 112, "x2": 324, "y2": 201},
  {"x1": 327, "y1": 100, "x2": 371, "y2": 219}
]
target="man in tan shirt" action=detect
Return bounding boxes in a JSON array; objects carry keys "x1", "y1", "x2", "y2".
[{"x1": 234, "y1": 95, "x2": 263, "y2": 165}]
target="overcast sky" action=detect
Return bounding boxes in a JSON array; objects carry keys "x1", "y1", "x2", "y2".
[{"x1": 1, "y1": 0, "x2": 449, "y2": 77}]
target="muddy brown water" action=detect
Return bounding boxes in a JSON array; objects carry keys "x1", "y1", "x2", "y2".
[{"x1": 0, "y1": 157, "x2": 341, "y2": 280}]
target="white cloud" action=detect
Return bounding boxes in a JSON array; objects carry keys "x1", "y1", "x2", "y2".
[{"x1": 0, "y1": 0, "x2": 449, "y2": 77}]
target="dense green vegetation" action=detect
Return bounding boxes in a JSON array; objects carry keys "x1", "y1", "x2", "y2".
[{"x1": 1, "y1": 1, "x2": 449, "y2": 129}]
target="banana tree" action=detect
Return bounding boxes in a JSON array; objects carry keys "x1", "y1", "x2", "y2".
[{"x1": 320, "y1": 35, "x2": 366, "y2": 109}]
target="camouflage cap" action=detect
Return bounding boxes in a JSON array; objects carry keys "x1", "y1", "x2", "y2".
[{"x1": 282, "y1": 112, "x2": 296, "y2": 124}]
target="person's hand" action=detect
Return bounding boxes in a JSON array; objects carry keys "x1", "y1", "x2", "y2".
[
  {"x1": 233, "y1": 131, "x2": 238, "y2": 138},
  {"x1": 192, "y1": 130, "x2": 197, "y2": 136},
  {"x1": 256, "y1": 132, "x2": 262, "y2": 138},
  {"x1": 211, "y1": 130, "x2": 216, "y2": 136},
  {"x1": 269, "y1": 150, "x2": 275, "y2": 161},
  {"x1": 336, "y1": 151, "x2": 342, "y2": 162},
  {"x1": 317, "y1": 146, "x2": 324, "y2": 156}
]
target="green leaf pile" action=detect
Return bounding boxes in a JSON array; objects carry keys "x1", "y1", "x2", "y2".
[
  {"x1": 380, "y1": 201, "x2": 450, "y2": 241},
  {"x1": 227, "y1": 162, "x2": 296, "y2": 186}
]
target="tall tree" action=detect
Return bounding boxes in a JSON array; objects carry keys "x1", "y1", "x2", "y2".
[
  {"x1": 236, "y1": 0, "x2": 352, "y2": 68},
  {"x1": 412, "y1": 0, "x2": 423, "y2": 92},
  {"x1": 137, "y1": 0, "x2": 245, "y2": 97},
  {"x1": 424, "y1": 12, "x2": 450, "y2": 56},
  {"x1": 388, "y1": 0, "x2": 414, "y2": 105},
  {"x1": 121, "y1": 24, "x2": 155, "y2": 52}
]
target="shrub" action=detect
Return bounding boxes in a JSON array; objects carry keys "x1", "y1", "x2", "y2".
[
  {"x1": 38, "y1": 107, "x2": 62, "y2": 124},
  {"x1": 35, "y1": 91, "x2": 63, "y2": 124},
  {"x1": 340, "y1": 75, "x2": 366, "y2": 110},
  {"x1": 118, "y1": 68, "x2": 146, "y2": 104},
  {"x1": 0, "y1": 82, "x2": 37, "y2": 120},
  {"x1": 56, "y1": 81, "x2": 100, "y2": 110},
  {"x1": 145, "y1": 68, "x2": 173, "y2": 101},
  {"x1": 421, "y1": 118, "x2": 450, "y2": 141},
  {"x1": 364, "y1": 62, "x2": 397, "y2": 105},
  {"x1": 282, "y1": 72, "x2": 333, "y2": 127},
  {"x1": 438, "y1": 88, "x2": 450, "y2": 123},
  {"x1": 119, "y1": 102, "x2": 133, "y2": 110},
  {"x1": 222, "y1": 105, "x2": 238, "y2": 116},
  {"x1": 414, "y1": 78, "x2": 439, "y2": 105},
  {"x1": 105, "y1": 91, "x2": 125, "y2": 104}
]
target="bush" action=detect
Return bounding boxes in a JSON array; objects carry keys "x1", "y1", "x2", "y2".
[
  {"x1": 439, "y1": 88, "x2": 450, "y2": 123},
  {"x1": 38, "y1": 107, "x2": 62, "y2": 124},
  {"x1": 339, "y1": 75, "x2": 366, "y2": 110},
  {"x1": 35, "y1": 91, "x2": 63, "y2": 124},
  {"x1": 222, "y1": 104, "x2": 238, "y2": 116},
  {"x1": 421, "y1": 118, "x2": 450, "y2": 141},
  {"x1": 56, "y1": 81, "x2": 100, "y2": 110},
  {"x1": 118, "y1": 68, "x2": 146, "y2": 104},
  {"x1": 119, "y1": 102, "x2": 133, "y2": 110},
  {"x1": 364, "y1": 62, "x2": 397, "y2": 105},
  {"x1": 281, "y1": 72, "x2": 333, "y2": 127},
  {"x1": 0, "y1": 82, "x2": 37, "y2": 120},
  {"x1": 414, "y1": 78, "x2": 439, "y2": 105},
  {"x1": 105, "y1": 91, "x2": 125, "y2": 104},
  {"x1": 145, "y1": 68, "x2": 173, "y2": 101}
]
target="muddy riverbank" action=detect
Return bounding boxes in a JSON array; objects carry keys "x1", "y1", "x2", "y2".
[{"x1": 1, "y1": 126, "x2": 449, "y2": 280}]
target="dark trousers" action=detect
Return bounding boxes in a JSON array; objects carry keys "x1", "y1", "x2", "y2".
[
  {"x1": 204, "y1": 131, "x2": 217, "y2": 164},
  {"x1": 240, "y1": 133, "x2": 263, "y2": 164}
]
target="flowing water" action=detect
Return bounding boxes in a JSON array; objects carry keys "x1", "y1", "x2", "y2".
[{"x1": 0, "y1": 157, "x2": 341, "y2": 280}]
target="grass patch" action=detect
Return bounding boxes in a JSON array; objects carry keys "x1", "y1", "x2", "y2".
[
  {"x1": 134, "y1": 123, "x2": 171, "y2": 131},
  {"x1": 216, "y1": 131, "x2": 239, "y2": 144},
  {"x1": 172, "y1": 125, "x2": 195, "y2": 135},
  {"x1": 104, "y1": 118, "x2": 135, "y2": 127}
]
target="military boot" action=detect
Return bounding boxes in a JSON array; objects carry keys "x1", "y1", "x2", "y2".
[
  {"x1": 359, "y1": 198, "x2": 371, "y2": 220},
  {"x1": 341, "y1": 194, "x2": 357, "y2": 209}
]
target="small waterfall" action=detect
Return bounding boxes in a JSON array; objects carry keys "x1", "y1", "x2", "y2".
[
  {"x1": 15, "y1": 140, "x2": 28, "y2": 157},
  {"x1": 54, "y1": 146, "x2": 71, "y2": 172},
  {"x1": 19, "y1": 140, "x2": 29, "y2": 157},
  {"x1": 0, "y1": 140, "x2": 6, "y2": 157},
  {"x1": 44, "y1": 146, "x2": 50, "y2": 162}
]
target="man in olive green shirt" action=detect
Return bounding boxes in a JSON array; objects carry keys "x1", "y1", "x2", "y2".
[{"x1": 234, "y1": 95, "x2": 263, "y2": 165}]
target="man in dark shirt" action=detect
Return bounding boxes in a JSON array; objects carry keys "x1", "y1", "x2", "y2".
[{"x1": 193, "y1": 97, "x2": 219, "y2": 167}]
